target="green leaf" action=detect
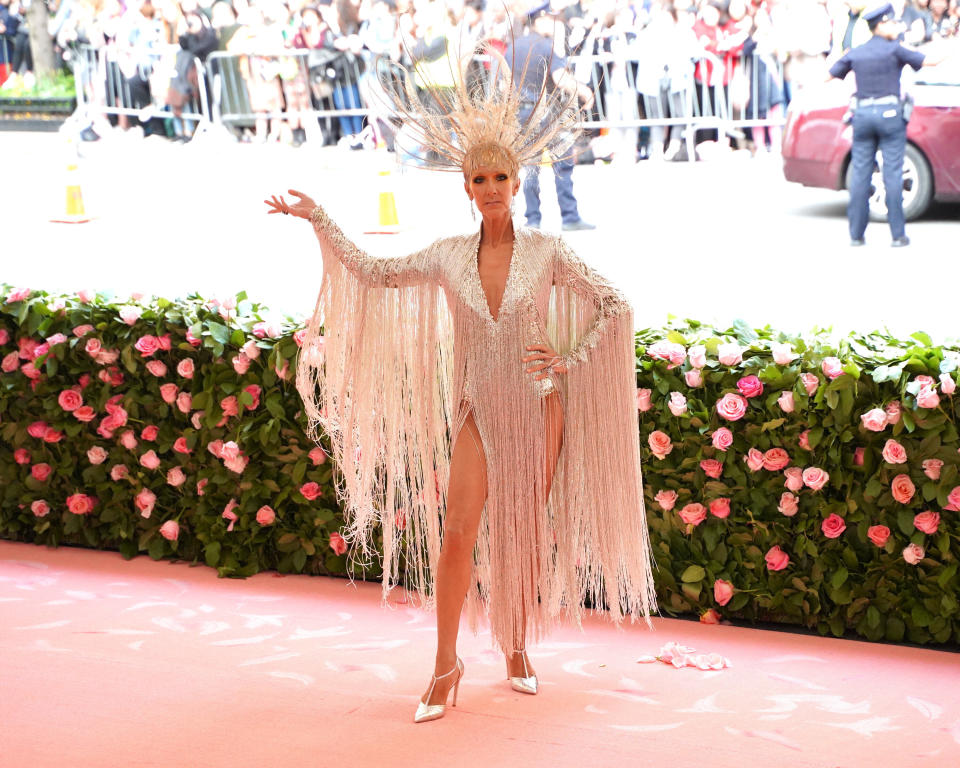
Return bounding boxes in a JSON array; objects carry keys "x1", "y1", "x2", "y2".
[
  {"x1": 733, "y1": 319, "x2": 758, "y2": 344},
  {"x1": 204, "y1": 542, "x2": 221, "y2": 567},
  {"x1": 830, "y1": 566, "x2": 849, "y2": 589},
  {"x1": 207, "y1": 321, "x2": 230, "y2": 344},
  {"x1": 910, "y1": 331, "x2": 933, "y2": 347},
  {"x1": 293, "y1": 548, "x2": 307, "y2": 572},
  {"x1": 681, "y1": 565, "x2": 706, "y2": 583},
  {"x1": 911, "y1": 605, "x2": 932, "y2": 628}
]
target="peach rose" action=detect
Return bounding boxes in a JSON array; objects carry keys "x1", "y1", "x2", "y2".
[
  {"x1": 654, "y1": 489, "x2": 678, "y2": 511},
  {"x1": 31, "y1": 463, "x2": 52, "y2": 482},
  {"x1": 860, "y1": 408, "x2": 888, "y2": 432},
  {"x1": 711, "y1": 428, "x2": 733, "y2": 451},
  {"x1": 885, "y1": 400, "x2": 902, "y2": 424},
  {"x1": 913, "y1": 511, "x2": 940, "y2": 535},
  {"x1": 221, "y1": 396, "x2": 239, "y2": 417},
  {"x1": 222, "y1": 499, "x2": 239, "y2": 531},
  {"x1": 821, "y1": 513, "x2": 846, "y2": 539},
  {"x1": 700, "y1": 609, "x2": 721, "y2": 625},
  {"x1": 196, "y1": 478, "x2": 208, "y2": 496},
  {"x1": 159, "y1": 520, "x2": 180, "y2": 541},
  {"x1": 777, "y1": 391, "x2": 795, "y2": 413},
  {"x1": 709, "y1": 497, "x2": 731, "y2": 518},
  {"x1": 800, "y1": 373, "x2": 819, "y2": 395},
  {"x1": 145, "y1": 360, "x2": 167, "y2": 377},
  {"x1": 190, "y1": 412, "x2": 204, "y2": 429},
  {"x1": 921, "y1": 459, "x2": 943, "y2": 480},
  {"x1": 891, "y1": 474, "x2": 916, "y2": 504},
  {"x1": 66, "y1": 493, "x2": 94, "y2": 515},
  {"x1": 902, "y1": 542, "x2": 925, "y2": 565},
  {"x1": 678, "y1": 503, "x2": 707, "y2": 526},
  {"x1": 713, "y1": 579, "x2": 734, "y2": 606},
  {"x1": 110, "y1": 464, "x2": 129, "y2": 481},
  {"x1": 636, "y1": 388, "x2": 652, "y2": 411},
  {"x1": 176, "y1": 359, "x2": 195, "y2": 379},
  {"x1": 763, "y1": 448, "x2": 791, "y2": 471},
  {"x1": 207, "y1": 439, "x2": 224, "y2": 458},
  {"x1": 166, "y1": 467, "x2": 186, "y2": 487},
  {"x1": 141, "y1": 425, "x2": 159, "y2": 442},
  {"x1": 256, "y1": 505, "x2": 276, "y2": 526},
  {"x1": 939, "y1": 373, "x2": 956, "y2": 395},
  {"x1": 648, "y1": 430, "x2": 673, "y2": 459},
  {"x1": 224, "y1": 454, "x2": 249, "y2": 474},
  {"x1": 771, "y1": 343, "x2": 798, "y2": 365},
  {"x1": 668, "y1": 391, "x2": 688, "y2": 416},
  {"x1": 784, "y1": 466, "x2": 804, "y2": 492},
  {"x1": 765, "y1": 545, "x2": 790, "y2": 571},
  {"x1": 821, "y1": 357, "x2": 844, "y2": 379},
  {"x1": 220, "y1": 441, "x2": 241, "y2": 460},
  {"x1": 745, "y1": 448, "x2": 765, "y2": 472},
  {"x1": 688, "y1": 345, "x2": 707, "y2": 369},
  {"x1": 867, "y1": 525, "x2": 890, "y2": 547},
  {"x1": 309, "y1": 446, "x2": 327, "y2": 465},
  {"x1": 140, "y1": 450, "x2": 161, "y2": 470},
  {"x1": 798, "y1": 430, "x2": 811, "y2": 451},
  {"x1": 58, "y1": 389, "x2": 83, "y2": 412},
  {"x1": 231, "y1": 354, "x2": 251, "y2": 375},
  {"x1": 802, "y1": 467, "x2": 830, "y2": 491},
  {"x1": 946, "y1": 486, "x2": 960, "y2": 512},
  {"x1": 916, "y1": 387, "x2": 940, "y2": 410},
  {"x1": 242, "y1": 340, "x2": 261, "y2": 360},
  {"x1": 700, "y1": 459, "x2": 723, "y2": 479},
  {"x1": 119, "y1": 430, "x2": 138, "y2": 450},
  {"x1": 736, "y1": 375, "x2": 763, "y2": 399},
  {"x1": 300, "y1": 482, "x2": 322, "y2": 500},
  {"x1": 87, "y1": 446, "x2": 108, "y2": 465},
  {"x1": 684, "y1": 369, "x2": 703, "y2": 388},
  {"x1": 717, "y1": 343, "x2": 743, "y2": 366},
  {"x1": 329, "y1": 531, "x2": 348, "y2": 555},
  {"x1": 73, "y1": 406, "x2": 95, "y2": 422},
  {"x1": 176, "y1": 392, "x2": 192, "y2": 414},
  {"x1": 881, "y1": 439, "x2": 907, "y2": 464},
  {"x1": 716, "y1": 392, "x2": 748, "y2": 421},
  {"x1": 31, "y1": 500, "x2": 50, "y2": 517},
  {"x1": 778, "y1": 492, "x2": 799, "y2": 516}
]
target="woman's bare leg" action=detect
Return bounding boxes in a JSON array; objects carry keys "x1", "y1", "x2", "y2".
[{"x1": 421, "y1": 411, "x2": 487, "y2": 706}]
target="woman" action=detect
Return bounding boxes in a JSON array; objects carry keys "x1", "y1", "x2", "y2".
[{"x1": 265, "y1": 47, "x2": 655, "y2": 723}]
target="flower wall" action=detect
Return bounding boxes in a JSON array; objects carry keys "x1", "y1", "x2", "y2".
[{"x1": 1, "y1": 288, "x2": 958, "y2": 646}]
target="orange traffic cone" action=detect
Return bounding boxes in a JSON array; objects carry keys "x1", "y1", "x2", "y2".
[
  {"x1": 363, "y1": 169, "x2": 401, "y2": 235},
  {"x1": 51, "y1": 140, "x2": 91, "y2": 224}
]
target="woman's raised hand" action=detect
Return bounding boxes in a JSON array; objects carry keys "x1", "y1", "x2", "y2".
[{"x1": 264, "y1": 189, "x2": 317, "y2": 220}]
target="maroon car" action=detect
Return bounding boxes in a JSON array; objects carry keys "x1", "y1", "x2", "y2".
[{"x1": 782, "y1": 62, "x2": 960, "y2": 220}]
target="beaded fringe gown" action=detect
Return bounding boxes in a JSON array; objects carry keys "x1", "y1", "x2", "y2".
[{"x1": 296, "y1": 206, "x2": 656, "y2": 654}]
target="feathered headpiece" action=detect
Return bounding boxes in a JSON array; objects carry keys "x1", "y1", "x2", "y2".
[{"x1": 372, "y1": 38, "x2": 584, "y2": 177}]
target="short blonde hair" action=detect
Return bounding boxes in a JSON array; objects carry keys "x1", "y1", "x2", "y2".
[{"x1": 462, "y1": 142, "x2": 519, "y2": 180}]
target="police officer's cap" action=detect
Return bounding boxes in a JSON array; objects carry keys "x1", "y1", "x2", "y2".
[{"x1": 863, "y1": 3, "x2": 895, "y2": 27}]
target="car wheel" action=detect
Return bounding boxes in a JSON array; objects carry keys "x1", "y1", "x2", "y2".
[{"x1": 845, "y1": 143, "x2": 934, "y2": 222}]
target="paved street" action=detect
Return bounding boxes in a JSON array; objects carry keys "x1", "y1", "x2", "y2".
[{"x1": 3, "y1": 130, "x2": 958, "y2": 343}]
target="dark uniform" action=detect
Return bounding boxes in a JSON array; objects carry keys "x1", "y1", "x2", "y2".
[{"x1": 828, "y1": 3, "x2": 926, "y2": 246}]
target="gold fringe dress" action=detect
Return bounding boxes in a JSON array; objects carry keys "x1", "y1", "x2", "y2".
[{"x1": 296, "y1": 206, "x2": 656, "y2": 654}]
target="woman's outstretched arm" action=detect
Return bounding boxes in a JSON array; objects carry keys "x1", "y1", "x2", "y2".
[{"x1": 265, "y1": 189, "x2": 435, "y2": 287}]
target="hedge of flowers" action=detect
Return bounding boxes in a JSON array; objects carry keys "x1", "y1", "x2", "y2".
[{"x1": 1, "y1": 286, "x2": 958, "y2": 646}]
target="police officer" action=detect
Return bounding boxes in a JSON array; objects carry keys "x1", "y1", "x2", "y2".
[{"x1": 828, "y1": 3, "x2": 945, "y2": 247}]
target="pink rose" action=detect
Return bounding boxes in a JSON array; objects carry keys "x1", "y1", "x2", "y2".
[
  {"x1": 196, "y1": 478, "x2": 208, "y2": 496},
  {"x1": 945, "y1": 486, "x2": 960, "y2": 512},
  {"x1": 700, "y1": 459, "x2": 723, "y2": 479},
  {"x1": 191, "y1": 412, "x2": 204, "y2": 430},
  {"x1": 243, "y1": 384, "x2": 261, "y2": 410},
  {"x1": 0, "y1": 328, "x2": 8, "y2": 345},
  {"x1": 678, "y1": 503, "x2": 707, "y2": 527},
  {"x1": 916, "y1": 387, "x2": 940, "y2": 410},
  {"x1": 647, "y1": 430, "x2": 673, "y2": 459},
  {"x1": 31, "y1": 500, "x2": 50, "y2": 518},
  {"x1": 784, "y1": 467, "x2": 804, "y2": 492},
  {"x1": 134, "y1": 335, "x2": 160, "y2": 357},
  {"x1": 688, "y1": 345, "x2": 707, "y2": 369},
  {"x1": 2, "y1": 351, "x2": 19, "y2": 372},
  {"x1": 119, "y1": 430, "x2": 138, "y2": 450},
  {"x1": 118, "y1": 306, "x2": 142, "y2": 325},
  {"x1": 166, "y1": 467, "x2": 186, "y2": 487},
  {"x1": 241, "y1": 340, "x2": 261, "y2": 360},
  {"x1": 220, "y1": 441, "x2": 241, "y2": 460},
  {"x1": 891, "y1": 474, "x2": 916, "y2": 504},
  {"x1": 668, "y1": 391, "x2": 688, "y2": 417},
  {"x1": 717, "y1": 343, "x2": 743, "y2": 366},
  {"x1": 6, "y1": 287, "x2": 31, "y2": 302},
  {"x1": 58, "y1": 389, "x2": 83, "y2": 412},
  {"x1": 860, "y1": 408, "x2": 888, "y2": 432},
  {"x1": 711, "y1": 428, "x2": 733, "y2": 451},
  {"x1": 31, "y1": 463, "x2": 52, "y2": 482},
  {"x1": 224, "y1": 454, "x2": 249, "y2": 474},
  {"x1": 736, "y1": 375, "x2": 763, "y2": 399},
  {"x1": 647, "y1": 340, "x2": 687, "y2": 367},
  {"x1": 309, "y1": 446, "x2": 327, "y2": 465},
  {"x1": 745, "y1": 448, "x2": 765, "y2": 472},
  {"x1": 176, "y1": 392, "x2": 192, "y2": 414},
  {"x1": 713, "y1": 579, "x2": 734, "y2": 606},
  {"x1": 913, "y1": 511, "x2": 940, "y2": 535},
  {"x1": 72, "y1": 324, "x2": 94, "y2": 337},
  {"x1": 157, "y1": 334, "x2": 171, "y2": 351},
  {"x1": 140, "y1": 450, "x2": 161, "y2": 470},
  {"x1": 800, "y1": 373, "x2": 820, "y2": 395},
  {"x1": 654, "y1": 489, "x2": 678, "y2": 511},
  {"x1": 853, "y1": 447, "x2": 865, "y2": 466},
  {"x1": 27, "y1": 421, "x2": 49, "y2": 438},
  {"x1": 275, "y1": 360, "x2": 290, "y2": 380},
  {"x1": 76, "y1": 289, "x2": 96, "y2": 303},
  {"x1": 176, "y1": 359, "x2": 195, "y2": 379},
  {"x1": 221, "y1": 396, "x2": 239, "y2": 417},
  {"x1": 173, "y1": 437, "x2": 192, "y2": 455},
  {"x1": 159, "y1": 520, "x2": 180, "y2": 541},
  {"x1": 939, "y1": 373, "x2": 956, "y2": 395},
  {"x1": 329, "y1": 532, "x2": 348, "y2": 555},
  {"x1": 186, "y1": 329, "x2": 201, "y2": 347},
  {"x1": 921, "y1": 459, "x2": 943, "y2": 480},
  {"x1": 708, "y1": 497, "x2": 731, "y2": 518},
  {"x1": 14, "y1": 448, "x2": 31, "y2": 464},
  {"x1": 141, "y1": 425, "x2": 159, "y2": 442},
  {"x1": 253, "y1": 321, "x2": 282, "y2": 339},
  {"x1": 231, "y1": 354, "x2": 251, "y2": 375},
  {"x1": 771, "y1": 343, "x2": 797, "y2": 365},
  {"x1": 716, "y1": 393, "x2": 748, "y2": 421},
  {"x1": 913, "y1": 375, "x2": 936, "y2": 389},
  {"x1": 636, "y1": 388, "x2": 652, "y2": 412},
  {"x1": 300, "y1": 482, "x2": 322, "y2": 500},
  {"x1": 21, "y1": 362, "x2": 42, "y2": 380},
  {"x1": 684, "y1": 369, "x2": 703, "y2": 388},
  {"x1": 867, "y1": 525, "x2": 890, "y2": 547},
  {"x1": 43, "y1": 427, "x2": 64, "y2": 444},
  {"x1": 207, "y1": 440, "x2": 225, "y2": 459},
  {"x1": 765, "y1": 545, "x2": 790, "y2": 571},
  {"x1": 881, "y1": 439, "x2": 907, "y2": 464},
  {"x1": 821, "y1": 513, "x2": 846, "y2": 539},
  {"x1": 902, "y1": 542, "x2": 925, "y2": 565},
  {"x1": 145, "y1": 360, "x2": 167, "y2": 377},
  {"x1": 885, "y1": 401, "x2": 902, "y2": 424},
  {"x1": 73, "y1": 406, "x2": 95, "y2": 423},
  {"x1": 700, "y1": 609, "x2": 721, "y2": 625},
  {"x1": 778, "y1": 492, "x2": 799, "y2": 516},
  {"x1": 222, "y1": 498, "x2": 239, "y2": 531},
  {"x1": 256, "y1": 505, "x2": 276, "y2": 526},
  {"x1": 292, "y1": 330, "x2": 308, "y2": 349},
  {"x1": 135, "y1": 488, "x2": 156, "y2": 518},
  {"x1": 87, "y1": 446, "x2": 108, "y2": 465},
  {"x1": 821, "y1": 357, "x2": 844, "y2": 380},
  {"x1": 66, "y1": 493, "x2": 95, "y2": 515},
  {"x1": 777, "y1": 391, "x2": 795, "y2": 413},
  {"x1": 18, "y1": 338, "x2": 39, "y2": 360},
  {"x1": 802, "y1": 467, "x2": 830, "y2": 491},
  {"x1": 763, "y1": 448, "x2": 791, "y2": 472},
  {"x1": 110, "y1": 465, "x2": 128, "y2": 482},
  {"x1": 798, "y1": 430, "x2": 811, "y2": 451}
]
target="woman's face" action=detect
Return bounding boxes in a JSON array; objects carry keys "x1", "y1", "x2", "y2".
[{"x1": 463, "y1": 165, "x2": 520, "y2": 220}]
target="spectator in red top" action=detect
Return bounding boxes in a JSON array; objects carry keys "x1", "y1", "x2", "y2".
[{"x1": 693, "y1": 0, "x2": 748, "y2": 147}]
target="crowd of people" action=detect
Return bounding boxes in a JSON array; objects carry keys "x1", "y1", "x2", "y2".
[{"x1": 1, "y1": 0, "x2": 956, "y2": 155}]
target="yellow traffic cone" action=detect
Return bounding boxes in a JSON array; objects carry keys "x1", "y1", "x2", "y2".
[
  {"x1": 364, "y1": 169, "x2": 401, "y2": 235},
  {"x1": 51, "y1": 141, "x2": 91, "y2": 224}
]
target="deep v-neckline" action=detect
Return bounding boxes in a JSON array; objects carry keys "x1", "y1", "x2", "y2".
[{"x1": 473, "y1": 228, "x2": 518, "y2": 325}]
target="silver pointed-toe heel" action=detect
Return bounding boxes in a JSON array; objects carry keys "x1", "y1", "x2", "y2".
[
  {"x1": 414, "y1": 657, "x2": 464, "y2": 723},
  {"x1": 506, "y1": 648, "x2": 538, "y2": 695}
]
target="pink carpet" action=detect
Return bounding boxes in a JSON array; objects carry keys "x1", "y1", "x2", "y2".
[{"x1": 1, "y1": 539, "x2": 958, "y2": 768}]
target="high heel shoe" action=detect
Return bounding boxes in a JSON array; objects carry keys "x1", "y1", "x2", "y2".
[
  {"x1": 506, "y1": 648, "x2": 538, "y2": 695},
  {"x1": 414, "y1": 657, "x2": 464, "y2": 723}
]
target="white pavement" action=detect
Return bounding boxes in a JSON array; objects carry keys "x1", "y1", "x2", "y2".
[{"x1": 3, "y1": 130, "x2": 958, "y2": 344}]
